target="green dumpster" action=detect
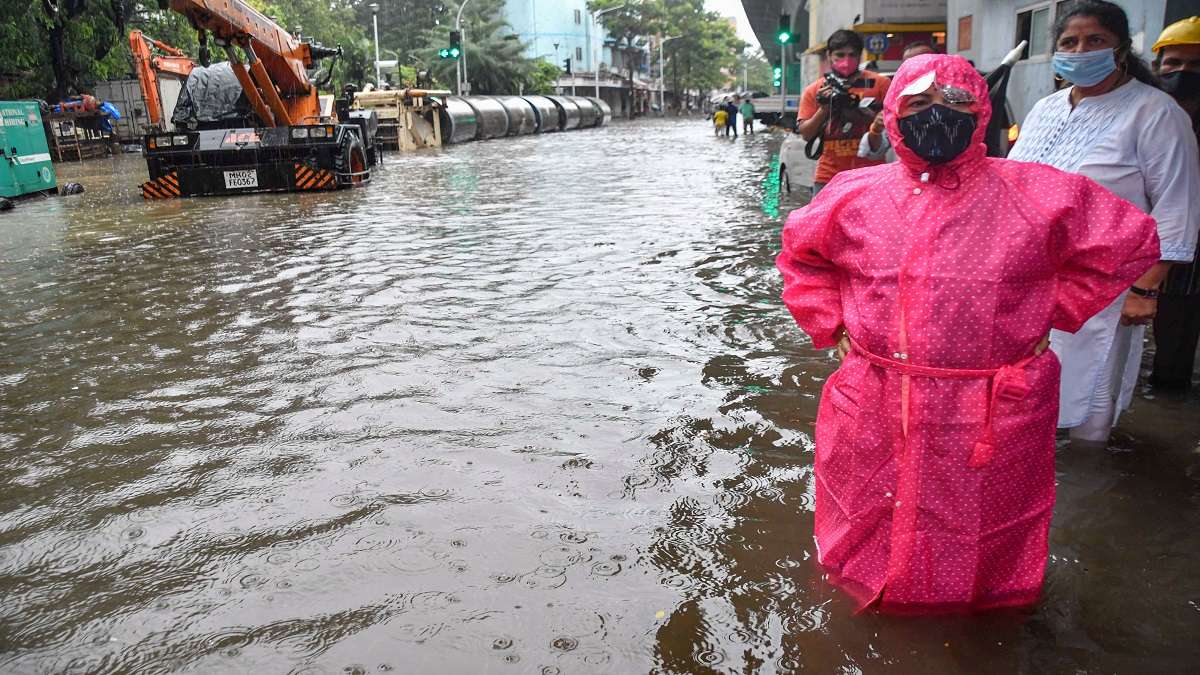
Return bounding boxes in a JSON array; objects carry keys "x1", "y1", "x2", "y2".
[{"x1": 1, "y1": 101, "x2": 58, "y2": 198}]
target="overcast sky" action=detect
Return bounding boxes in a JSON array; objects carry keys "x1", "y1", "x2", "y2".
[{"x1": 705, "y1": 0, "x2": 762, "y2": 49}]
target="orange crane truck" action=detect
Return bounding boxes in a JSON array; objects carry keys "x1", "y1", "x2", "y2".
[
  {"x1": 129, "y1": 30, "x2": 195, "y2": 132},
  {"x1": 140, "y1": 0, "x2": 377, "y2": 199}
]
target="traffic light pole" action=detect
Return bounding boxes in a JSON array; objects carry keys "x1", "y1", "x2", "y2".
[
  {"x1": 455, "y1": 0, "x2": 471, "y2": 96},
  {"x1": 781, "y1": 43, "x2": 787, "y2": 125},
  {"x1": 777, "y1": 14, "x2": 791, "y2": 127}
]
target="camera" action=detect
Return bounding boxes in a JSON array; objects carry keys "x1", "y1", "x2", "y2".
[
  {"x1": 816, "y1": 73, "x2": 859, "y2": 110},
  {"x1": 815, "y1": 73, "x2": 883, "y2": 113}
]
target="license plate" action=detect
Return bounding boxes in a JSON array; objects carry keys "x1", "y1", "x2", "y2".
[{"x1": 223, "y1": 169, "x2": 259, "y2": 189}]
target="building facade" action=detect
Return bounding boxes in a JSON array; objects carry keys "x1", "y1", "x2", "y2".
[
  {"x1": 742, "y1": 0, "x2": 947, "y2": 99},
  {"x1": 503, "y1": 0, "x2": 651, "y2": 116},
  {"x1": 746, "y1": 0, "x2": 1191, "y2": 126}
]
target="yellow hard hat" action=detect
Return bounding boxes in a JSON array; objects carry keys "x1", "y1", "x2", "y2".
[{"x1": 1153, "y1": 16, "x2": 1200, "y2": 53}]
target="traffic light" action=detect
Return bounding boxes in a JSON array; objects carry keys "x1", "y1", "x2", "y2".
[
  {"x1": 562, "y1": 57, "x2": 572, "y2": 75},
  {"x1": 449, "y1": 30, "x2": 462, "y2": 59},
  {"x1": 438, "y1": 48, "x2": 451, "y2": 59},
  {"x1": 777, "y1": 14, "x2": 791, "y2": 44},
  {"x1": 772, "y1": 63, "x2": 783, "y2": 87}
]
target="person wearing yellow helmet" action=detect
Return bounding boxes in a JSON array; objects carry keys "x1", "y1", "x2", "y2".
[
  {"x1": 1154, "y1": 16, "x2": 1200, "y2": 122},
  {"x1": 1150, "y1": 16, "x2": 1200, "y2": 391},
  {"x1": 1153, "y1": 16, "x2": 1200, "y2": 66}
]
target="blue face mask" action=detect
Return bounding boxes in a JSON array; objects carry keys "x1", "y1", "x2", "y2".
[{"x1": 1052, "y1": 47, "x2": 1117, "y2": 87}]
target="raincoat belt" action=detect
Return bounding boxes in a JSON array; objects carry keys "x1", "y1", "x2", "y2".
[{"x1": 847, "y1": 335, "x2": 1036, "y2": 467}]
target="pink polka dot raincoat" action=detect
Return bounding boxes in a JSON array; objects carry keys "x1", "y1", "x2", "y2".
[{"x1": 776, "y1": 54, "x2": 1160, "y2": 613}]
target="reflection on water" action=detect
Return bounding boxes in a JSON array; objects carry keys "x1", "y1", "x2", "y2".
[{"x1": 1, "y1": 119, "x2": 1198, "y2": 673}]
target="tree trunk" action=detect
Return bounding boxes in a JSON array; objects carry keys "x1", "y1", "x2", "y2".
[
  {"x1": 671, "y1": 53, "x2": 678, "y2": 113},
  {"x1": 45, "y1": 1, "x2": 89, "y2": 102},
  {"x1": 624, "y1": 55, "x2": 634, "y2": 117},
  {"x1": 49, "y1": 20, "x2": 71, "y2": 101}
]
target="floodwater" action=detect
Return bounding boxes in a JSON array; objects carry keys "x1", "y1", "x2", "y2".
[{"x1": 1, "y1": 119, "x2": 1198, "y2": 674}]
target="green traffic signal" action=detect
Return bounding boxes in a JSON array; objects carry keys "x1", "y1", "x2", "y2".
[
  {"x1": 777, "y1": 14, "x2": 791, "y2": 45},
  {"x1": 449, "y1": 47, "x2": 461, "y2": 58},
  {"x1": 438, "y1": 48, "x2": 450, "y2": 59}
]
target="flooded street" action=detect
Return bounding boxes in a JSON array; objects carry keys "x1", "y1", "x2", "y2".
[{"x1": 2, "y1": 118, "x2": 1199, "y2": 673}]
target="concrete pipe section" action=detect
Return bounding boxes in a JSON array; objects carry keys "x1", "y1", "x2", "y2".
[
  {"x1": 521, "y1": 95, "x2": 562, "y2": 132},
  {"x1": 587, "y1": 97, "x2": 613, "y2": 127},
  {"x1": 459, "y1": 96, "x2": 510, "y2": 140},
  {"x1": 491, "y1": 96, "x2": 538, "y2": 136},
  {"x1": 568, "y1": 96, "x2": 599, "y2": 128},
  {"x1": 438, "y1": 96, "x2": 478, "y2": 145},
  {"x1": 547, "y1": 96, "x2": 582, "y2": 131}
]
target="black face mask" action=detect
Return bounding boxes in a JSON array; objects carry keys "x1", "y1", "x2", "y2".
[
  {"x1": 1160, "y1": 70, "x2": 1200, "y2": 101},
  {"x1": 898, "y1": 104, "x2": 977, "y2": 165}
]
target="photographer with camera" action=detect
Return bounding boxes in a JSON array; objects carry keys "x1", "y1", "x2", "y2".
[{"x1": 796, "y1": 30, "x2": 891, "y2": 196}]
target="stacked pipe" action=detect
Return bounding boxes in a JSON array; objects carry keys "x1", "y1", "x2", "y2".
[{"x1": 439, "y1": 95, "x2": 612, "y2": 145}]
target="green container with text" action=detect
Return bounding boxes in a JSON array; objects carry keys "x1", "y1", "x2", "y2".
[{"x1": 1, "y1": 101, "x2": 58, "y2": 198}]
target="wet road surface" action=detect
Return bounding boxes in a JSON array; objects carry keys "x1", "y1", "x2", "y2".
[{"x1": 2, "y1": 118, "x2": 1199, "y2": 673}]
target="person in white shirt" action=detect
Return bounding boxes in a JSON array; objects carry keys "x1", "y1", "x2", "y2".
[{"x1": 1007, "y1": 0, "x2": 1200, "y2": 443}]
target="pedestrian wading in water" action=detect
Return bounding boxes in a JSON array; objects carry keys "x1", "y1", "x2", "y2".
[
  {"x1": 1008, "y1": 0, "x2": 1200, "y2": 441},
  {"x1": 777, "y1": 53, "x2": 1159, "y2": 613}
]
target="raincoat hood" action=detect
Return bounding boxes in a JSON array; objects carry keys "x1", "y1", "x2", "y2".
[{"x1": 884, "y1": 54, "x2": 991, "y2": 174}]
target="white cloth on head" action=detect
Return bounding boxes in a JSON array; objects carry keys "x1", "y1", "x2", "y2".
[{"x1": 1009, "y1": 79, "x2": 1200, "y2": 429}]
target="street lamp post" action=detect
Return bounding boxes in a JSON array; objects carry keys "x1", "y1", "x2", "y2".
[
  {"x1": 455, "y1": 0, "x2": 472, "y2": 95},
  {"x1": 658, "y1": 35, "x2": 680, "y2": 114},
  {"x1": 369, "y1": 3, "x2": 381, "y2": 86},
  {"x1": 591, "y1": 5, "x2": 627, "y2": 100}
]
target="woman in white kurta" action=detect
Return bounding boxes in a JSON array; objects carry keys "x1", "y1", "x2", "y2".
[{"x1": 1009, "y1": 1, "x2": 1200, "y2": 441}]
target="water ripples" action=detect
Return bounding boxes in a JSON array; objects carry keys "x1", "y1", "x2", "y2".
[{"x1": 2, "y1": 118, "x2": 1177, "y2": 674}]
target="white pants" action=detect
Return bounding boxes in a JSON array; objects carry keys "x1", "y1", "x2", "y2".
[{"x1": 1069, "y1": 321, "x2": 1137, "y2": 442}]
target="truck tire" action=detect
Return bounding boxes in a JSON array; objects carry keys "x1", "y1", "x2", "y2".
[{"x1": 335, "y1": 132, "x2": 368, "y2": 187}]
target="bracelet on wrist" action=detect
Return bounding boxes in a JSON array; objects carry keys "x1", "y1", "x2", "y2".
[{"x1": 1129, "y1": 285, "x2": 1160, "y2": 299}]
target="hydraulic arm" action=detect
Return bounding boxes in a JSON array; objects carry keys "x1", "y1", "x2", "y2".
[
  {"x1": 129, "y1": 30, "x2": 195, "y2": 128},
  {"x1": 164, "y1": 0, "x2": 340, "y2": 126}
]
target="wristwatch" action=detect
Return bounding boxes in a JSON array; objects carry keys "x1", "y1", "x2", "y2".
[{"x1": 1129, "y1": 285, "x2": 1160, "y2": 299}]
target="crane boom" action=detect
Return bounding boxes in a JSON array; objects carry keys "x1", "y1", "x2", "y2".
[
  {"x1": 166, "y1": 0, "x2": 337, "y2": 126},
  {"x1": 138, "y1": 0, "x2": 376, "y2": 199},
  {"x1": 130, "y1": 30, "x2": 195, "y2": 128}
]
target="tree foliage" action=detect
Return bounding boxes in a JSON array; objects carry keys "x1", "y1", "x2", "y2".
[
  {"x1": 417, "y1": 0, "x2": 531, "y2": 95},
  {"x1": 737, "y1": 49, "x2": 773, "y2": 94},
  {"x1": 658, "y1": 0, "x2": 744, "y2": 98},
  {"x1": 0, "y1": 0, "x2": 562, "y2": 101},
  {"x1": 0, "y1": 0, "x2": 745, "y2": 104},
  {"x1": 526, "y1": 59, "x2": 561, "y2": 96},
  {"x1": 588, "y1": 0, "x2": 744, "y2": 108}
]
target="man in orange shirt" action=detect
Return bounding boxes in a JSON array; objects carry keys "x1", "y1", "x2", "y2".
[{"x1": 796, "y1": 30, "x2": 891, "y2": 195}]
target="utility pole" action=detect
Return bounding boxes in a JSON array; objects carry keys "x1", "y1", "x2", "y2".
[
  {"x1": 456, "y1": 0, "x2": 472, "y2": 95},
  {"x1": 780, "y1": 42, "x2": 787, "y2": 119},
  {"x1": 592, "y1": 5, "x2": 627, "y2": 101},
  {"x1": 369, "y1": 3, "x2": 381, "y2": 86}
]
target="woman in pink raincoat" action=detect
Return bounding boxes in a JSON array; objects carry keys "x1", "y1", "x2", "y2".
[{"x1": 776, "y1": 54, "x2": 1160, "y2": 613}]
